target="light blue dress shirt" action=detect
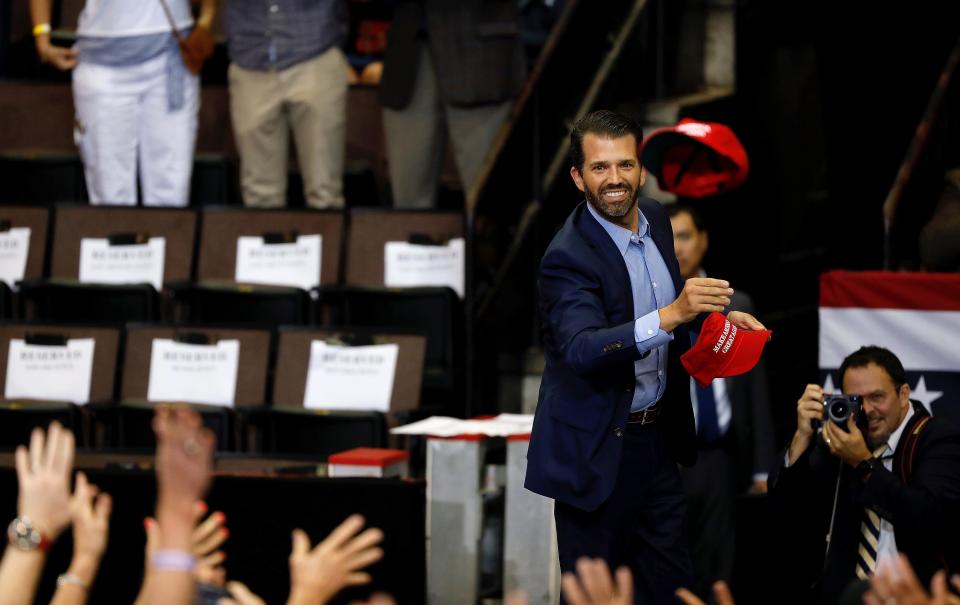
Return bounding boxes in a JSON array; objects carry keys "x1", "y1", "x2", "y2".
[{"x1": 586, "y1": 203, "x2": 677, "y2": 411}]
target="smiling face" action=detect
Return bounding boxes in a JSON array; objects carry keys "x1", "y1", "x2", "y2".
[
  {"x1": 570, "y1": 133, "x2": 645, "y2": 231},
  {"x1": 841, "y1": 362, "x2": 912, "y2": 447}
]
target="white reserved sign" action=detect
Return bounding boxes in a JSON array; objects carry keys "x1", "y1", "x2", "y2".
[
  {"x1": 4, "y1": 338, "x2": 96, "y2": 403},
  {"x1": 235, "y1": 235, "x2": 321, "y2": 290},
  {"x1": 146, "y1": 339, "x2": 240, "y2": 407},
  {"x1": 0, "y1": 228, "x2": 30, "y2": 287},
  {"x1": 79, "y1": 237, "x2": 166, "y2": 290},
  {"x1": 303, "y1": 341, "x2": 399, "y2": 412},
  {"x1": 384, "y1": 237, "x2": 465, "y2": 298}
]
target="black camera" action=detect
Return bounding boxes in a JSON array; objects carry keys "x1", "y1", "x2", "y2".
[{"x1": 824, "y1": 394, "x2": 864, "y2": 432}]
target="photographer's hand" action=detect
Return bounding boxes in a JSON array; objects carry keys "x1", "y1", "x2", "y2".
[
  {"x1": 822, "y1": 417, "x2": 872, "y2": 467},
  {"x1": 787, "y1": 384, "x2": 825, "y2": 466}
]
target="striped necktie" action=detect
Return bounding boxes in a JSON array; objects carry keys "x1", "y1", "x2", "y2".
[{"x1": 855, "y1": 444, "x2": 892, "y2": 579}]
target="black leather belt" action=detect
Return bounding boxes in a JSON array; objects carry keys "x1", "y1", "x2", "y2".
[{"x1": 627, "y1": 402, "x2": 661, "y2": 425}]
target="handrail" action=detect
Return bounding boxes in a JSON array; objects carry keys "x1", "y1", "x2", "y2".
[
  {"x1": 540, "y1": 0, "x2": 651, "y2": 194},
  {"x1": 476, "y1": 0, "x2": 651, "y2": 320},
  {"x1": 882, "y1": 33, "x2": 960, "y2": 269}
]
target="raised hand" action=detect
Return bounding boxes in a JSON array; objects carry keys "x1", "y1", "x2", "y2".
[
  {"x1": 216, "y1": 581, "x2": 266, "y2": 605},
  {"x1": 864, "y1": 554, "x2": 960, "y2": 605},
  {"x1": 142, "y1": 502, "x2": 228, "y2": 586},
  {"x1": 676, "y1": 581, "x2": 737, "y2": 605},
  {"x1": 66, "y1": 472, "x2": 112, "y2": 583},
  {"x1": 153, "y1": 406, "x2": 215, "y2": 520},
  {"x1": 287, "y1": 515, "x2": 384, "y2": 605},
  {"x1": 560, "y1": 558, "x2": 633, "y2": 605},
  {"x1": 14, "y1": 422, "x2": 75, "y2": 541}
]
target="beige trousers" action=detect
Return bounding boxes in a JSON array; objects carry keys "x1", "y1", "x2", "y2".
[
  {"x1": 383, "y1": 44, "x2": 512, "y2": 209},
  {"x1": 229, "y1": 47, "x2": 347, "y2": 208}
]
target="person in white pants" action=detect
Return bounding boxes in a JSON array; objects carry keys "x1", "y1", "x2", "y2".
[{"x1": 30, "y1": 0, "x2": 215, "y2": 206}]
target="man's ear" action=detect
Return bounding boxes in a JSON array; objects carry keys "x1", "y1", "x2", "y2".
[
  {"x1": 639, "y1": 166, "x2": 646, "y2": 188},
  {"x1": 570, "y1": 166, "x2": 585, "y2": 192},
  {"x1": 899, "y1": 382, "x2": 912, "y2": 408}
]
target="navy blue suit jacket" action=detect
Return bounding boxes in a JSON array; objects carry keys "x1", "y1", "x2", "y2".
[{"x1": 525, "y1": 198, "x2": 698, "y2": 512}]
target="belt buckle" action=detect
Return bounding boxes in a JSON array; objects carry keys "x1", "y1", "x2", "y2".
[{"x1": 639, "y1": 405, "x2": 658, "y2": 425}]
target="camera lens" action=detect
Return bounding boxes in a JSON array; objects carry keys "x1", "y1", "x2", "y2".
[{"x1": 830, "y1": 400, "x2": 849, "y2": 422}]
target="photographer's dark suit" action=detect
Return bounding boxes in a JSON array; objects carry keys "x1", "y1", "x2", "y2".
[
  {"x1": 525, "y1": 198, "x2": 697, "y2": 603},
  {"x1": 768, "y1": 401, "x2": 960, "y2": 605},
  {"x1": 682, "y1": 290, "x2": 775, "y2": 597}
]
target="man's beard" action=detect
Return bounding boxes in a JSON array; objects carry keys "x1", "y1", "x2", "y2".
[{"x1": 584, "y1": 182, "x2": 639, "y2": 223}]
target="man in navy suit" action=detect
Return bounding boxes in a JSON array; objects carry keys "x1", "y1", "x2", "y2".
[{"x1": 524, "y1": 110, "x2": 765, "y2": 604}]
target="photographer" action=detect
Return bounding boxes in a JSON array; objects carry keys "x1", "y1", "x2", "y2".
[{"x1": 769, "y1": 346, "x2": 960, "y2": 605}]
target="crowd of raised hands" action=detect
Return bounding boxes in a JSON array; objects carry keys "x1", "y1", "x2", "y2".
[
  {"x1": 1, "y1": 412, "x2": 957, "y2": 605},
  {"x1": 0, "y1": 409, "x2": 390, "y2": 605}
]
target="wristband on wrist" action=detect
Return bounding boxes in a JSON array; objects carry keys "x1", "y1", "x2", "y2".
[
  {"x1": 33, "y1": 23, "x2": 51, "y2": 37},
  {"x1": 57, "y1": 573, "x2": 89, "y2": 589},
  {"x1": 151, "y1": 549, "x2": 196, "y2": 572}
]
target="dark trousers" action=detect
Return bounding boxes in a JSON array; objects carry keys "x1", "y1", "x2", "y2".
[
  {"x1": 554, "y1": 424, "x2": 694, "y2": 605},
  {"x1": 681, "y1": 446, "x2": 737, "y2": 602}
]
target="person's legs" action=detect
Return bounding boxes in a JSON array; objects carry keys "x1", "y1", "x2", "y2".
[
  {"x1": 139, "y1": 52, "x2": 199, "y2": 207},
  {"x1": 286, "y1": 47, "x2": 347, "y2": 209},
  {"x1": 444, "y1": 98, "x2": 511, "y2": 197},
  {"x1": 72, "y1": 60, "x2": 140, "y2": 205},
  {"x1": 627, "y1": 426, "x2": 695, "y2": 604},
  {"x1": 229, "y1": 62, "x2": 289, "y2": 208},
  {"x1": 554, "y1": 425, "x2": 692, "y2": 605},
  {"x1": 682, "y1": 447, "x2": 737, "y2": 602},
  {"x1": 382, "y1": 43, "x2": 446, "y2": 209}
]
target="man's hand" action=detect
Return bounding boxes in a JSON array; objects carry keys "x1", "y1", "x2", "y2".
[
  {"x1": 787, "y1": 384, "x2": 825, "y2": 466},
  {"x1": 676, "y1": 581, "x2": 737, "y2": 605},
  {"x1": 726, "y1": 311, "x2": 767, "y2": 332},
  {"x1": 659, "y1": 278, "x2": 733, "y2": 333},
  {"x1": 864, "y1": 554, "x2": 960, "y2": 605},
  {"x1": 14, "y1": 422, "x2": 75, "y2": 541},
  {"x1": 287, "y1": 514, "x2": 384, "y2": 605},
  {"x1": 559, "y1": 558, "x2": 632, "y2": 605},
  {"x1": 822, "y1": 416, "x2": 872, "y2": 468},
  {"x1": 34, "y1": 38, "x2": 78, "y2": 71},
  {"x1": 67, "y1": 471, "x2": 111, "y2": 583}
]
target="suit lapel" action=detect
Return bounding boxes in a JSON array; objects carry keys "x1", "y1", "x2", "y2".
[
  {"x1": 572, "y1": 201, "x2": 635, "y2": 315},
  {"x1": 891, "y1": 401, "x2": 931, "y2": 474}
]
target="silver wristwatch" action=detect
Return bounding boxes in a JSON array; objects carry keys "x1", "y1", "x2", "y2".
[{"x1": 7, "y1": 517, "x2": 47, "y2": 552}]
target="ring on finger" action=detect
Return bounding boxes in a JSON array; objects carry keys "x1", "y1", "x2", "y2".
[{"x1": 183, "y1": 438, "x2": 202, "y2": 456}]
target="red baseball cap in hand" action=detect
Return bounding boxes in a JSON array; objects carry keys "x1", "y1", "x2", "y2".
[{"x1": 681, "y1": 312, "x2": 771, "y2": 387}]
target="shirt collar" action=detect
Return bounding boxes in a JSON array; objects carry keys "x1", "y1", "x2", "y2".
[
  {"x1": 585, "y1": 201, "x2": 650, "y2": 257},
  {"x1": 880, "y1": 404, "x2": 915, "y2": 457}
]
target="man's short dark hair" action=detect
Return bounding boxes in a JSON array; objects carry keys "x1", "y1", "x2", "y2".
[
  {"x1": 839, "y1": 346, "x2": 908, "y2": 391},
  {"x1": 570, "y1": 110, "x2": 644, "y2": 174},
  {"x1": 667, "y1": 204, "x2": 707, "y2": 232}
]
